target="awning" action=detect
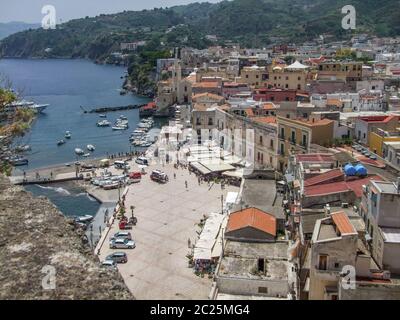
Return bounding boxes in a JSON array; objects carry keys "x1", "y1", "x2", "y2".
[
  {"x1": 222, "y1": 169, "x2": 244, "y2": 178},
  {"x1": 190, "y1": 161, "x2": 212, "y2": 175}
]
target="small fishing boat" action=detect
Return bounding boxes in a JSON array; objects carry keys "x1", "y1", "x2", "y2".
[
  {"x1": 83, "y1": 153, "x2": 91, "y2": 157},
  {"x1": 112, "y1": 125, "x2": 128, "y2": 130},
  {"x1": 57, "y1": 140, "x2": 66, "y2": 146},
  {"x1": 9, "y1": 156, "x2": 29, "y2": 166},
  {"x1": 75, "y1": 148, "x2": 84, "y2": 155},
  {"x1": 87, "y1": 144, "x2": 95, "y2": 151},
  {"x1": 65, "y1": 131, "x2": 71, "y2": 139},
  {"x1": 99, "y1": 114, "x2": 107, "y2": 118},
  {"x1": 75, "y1": 215, "x2": 93, "y2": 223},
  {"x1": 15, "y1": 144, "x2": 31, "y2": 152},
  {"x1": 119, "y1": 115, "x2": 128, "y2": 120},
  {"x1": 97, "y1": 120, "x2": 111, "y2": 127}
]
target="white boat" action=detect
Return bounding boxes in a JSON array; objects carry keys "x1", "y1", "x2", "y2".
[
  {"x1": 65, "y1": 131, "x2": 71, "y2": 139},
  {"x1": 15, "y1": 144, "x2": 31, "y2": 152},
  {"x1": 97, "y1": 120, "x2": 111, "y2": 127},
  {"x1": 112, "y1": 125, "x2": 127, "y2": 131},
  {"x1": 99, "y1": 114, "x2": 107, "y2": 118},
  {"x1": 83, "y1": 153, "x2": 91, "y2": 157},
  {"x1": 57, "y1": 140, "x2": 65, "y2": 146},
  {"x1": 87, "y1": 144, "x2": 95, "y2": 151},
  {"x1": 5, "y1": 100, "x2": 49, "y2": 113},
  {"x1": 75, "y1": 215, "x2": 93, "y2": 223},
  {"x1": 119, "y1": 115, "x2": 128, "y2": 120},
  {"x1": 75, "y1": 148, "x2": 84, "y2": 155}
]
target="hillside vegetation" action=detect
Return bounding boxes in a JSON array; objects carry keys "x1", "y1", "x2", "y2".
[{"x1": 0, "y1": 0, "x2": 399, "y2": 59}]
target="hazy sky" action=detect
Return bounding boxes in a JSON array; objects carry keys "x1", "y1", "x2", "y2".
[{"x1": 0, "y1": 0, "x2": 222, "y2": 23}]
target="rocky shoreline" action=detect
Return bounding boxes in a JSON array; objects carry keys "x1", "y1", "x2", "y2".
[{"x1": 0, "y1": 174, "x2": 133, "y2": 299}]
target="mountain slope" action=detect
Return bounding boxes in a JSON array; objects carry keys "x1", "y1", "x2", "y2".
[
  {"x1": 0, "y1": 0, "x2": 399, "y2": 59},
  {"x1": 0, "y1": 21, "x2": 40, "y2": 40}
]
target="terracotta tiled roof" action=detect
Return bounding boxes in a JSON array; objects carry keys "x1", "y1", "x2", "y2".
[
  {"x1": 252, "y1": 116, "x2": 277, "y2": 124},
  {"x1": 192, "y1": 81, "x2": 220, "y2": 88},
  {"x1": 192, "y1": 92, "x2": 224, "y2": 101},
  {"x1": 296, "y1": 153, "x2": 335, "y2": 163},
  {"x1": 331, "y1": 211, "x2": 357, "y2": 235},
  {"x1": 304, "y1": 169, "x2": 344, "y2": 187},
  {"x1": 226, "y1": 207, "x2": 276, "y2": 236},
  {"x1": 304, "y1": 175, "x2": 383, "y2": 198}
]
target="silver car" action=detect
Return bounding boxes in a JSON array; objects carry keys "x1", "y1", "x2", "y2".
[
  {"x1": 109, "y1": 231, "x2": 132, "y2": 242},
  {"x1": 109, "y1": 238, "x2": 136, "y2": 249},
  {"x1": 101, "y1": 260, "x2": 117, "y2": 270}
]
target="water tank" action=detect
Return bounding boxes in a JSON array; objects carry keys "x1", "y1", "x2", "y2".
[
  {"x1": 344, "y1": 164, "x2": 356, "y2": 176},
  {"x1": 355, "y1": 164, "x2": 367, "y2": 176}
]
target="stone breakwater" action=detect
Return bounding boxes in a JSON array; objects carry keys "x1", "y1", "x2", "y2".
[{"x1": 0, "y1": 174, "x2": 133, "y2": 300}]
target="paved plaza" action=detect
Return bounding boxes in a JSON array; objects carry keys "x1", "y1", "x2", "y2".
[{"x1": 98, "y1": 161, "x2": 239, "y2": 300}]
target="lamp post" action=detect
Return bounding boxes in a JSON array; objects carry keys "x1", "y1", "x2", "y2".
[
  {"x1": 221, "y1": 194, "x2": 224, "y2": 215},
  {"x1": 130, "y1": 205, "x2": 135, "y2": 220}
]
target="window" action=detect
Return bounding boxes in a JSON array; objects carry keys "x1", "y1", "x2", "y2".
[
  {"x1": 184, "y1": 86, "x2": 187, "y2": 92},
  {"x1": 270, "y1": 139, "x2": 274, "y2": 149},
  {"x1": 259, "y1": 135, "x2": 263, "y2": 145},
  {"x1": 285, "y1": 84, "x2": 289, "y2": 89},
  {"x1": 208, "y1": 118, "x2": 213, "y2": 126},
  {"x1": 256, "y1": 75, "x2": 259, "y2": 79},
  {"x1": 246, "y1": 74, "x2": 249, "y2": 78},
  {"x1": 196, "y1": 118, "x2": 201, "y2": 125},
  {"x1": 258, "y1": 258, "x2": 265, "y2": 272},
  {"x1": 318, "y1": 255, "x2": 328, "y2": 270},
  {"x1": 286, "y1": 76, "x2": 289, "y2": 80},
  {"x1": 258, "y1": 287, "x2": 268, "y2": 294},
  {"x1": 291, "y1": 131, "x2": 296, "y2": 143},
  {"x1": 334, "y1": 262, "x2": 340, "y2": 269}
]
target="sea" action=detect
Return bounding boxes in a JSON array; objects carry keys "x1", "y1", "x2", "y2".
[{"x1": 0, "y1": 58, "x2": 153, "y2": 218}]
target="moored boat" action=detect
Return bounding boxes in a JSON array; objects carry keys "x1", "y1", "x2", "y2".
[
  {"x1": 75, "y1": 148, "x2": 84, "y2": 155},
  {"x1": 65, "y1": 131, "x2": 71, "y2": 139},
  {"x1": 57, "y1": 139, "x2": 66, "y2": 146},
  {"x1": 87, "y1": 144, "x2": 95, "y2": 151}
]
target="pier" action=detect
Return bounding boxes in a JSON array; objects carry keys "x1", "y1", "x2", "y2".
[{"x1": 82, "y1": 104, "x2": 146, "y2": 114}]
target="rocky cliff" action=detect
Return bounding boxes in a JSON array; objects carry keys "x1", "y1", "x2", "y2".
[{"x1": 0, "y1": 175, "x2": 133, "y2": 299}]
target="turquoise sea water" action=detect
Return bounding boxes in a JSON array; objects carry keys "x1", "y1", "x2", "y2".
[{"x1": 0, "y1": 58, "x2": 150, "y2": 169}]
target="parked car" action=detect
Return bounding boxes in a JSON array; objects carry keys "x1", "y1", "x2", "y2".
[
  {"x1": 370, "y1": 154, "x2": 377, "y2": 160},
  {"x1": 135, "y1": 157, "x2": 149, "y2": 166},
  {"x1": 101, "y1": 260, "x2": 117, "y2": 269},
  {"x1": 109, "y1": 231, "x2": 132, "y2": 242},
  {"x1": 109, "y1": 238, "x2": 136, "y2": 249},
  {"x1": 150, "y1": 169, "x2": 168, "y2": 183},
  {"x1": 105, "y1": 252, "x2": 128, "y2": 264}
]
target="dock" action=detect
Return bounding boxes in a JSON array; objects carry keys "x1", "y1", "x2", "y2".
[
  {"x1": 10, "y1": 171, "x2": 83, "y2": 185},
  {"x1": 82, "y1": 104, "x2": 146, "y2": 114}
]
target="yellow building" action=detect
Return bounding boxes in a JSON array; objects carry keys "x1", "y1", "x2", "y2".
[
  {"x1": 318, "y1": 61, "x2": 363, "y2": 82},
  {"x1": 239, "y1": 65, "x2": 268, "y2": 88},
  {"x1": 277, "y1": 116, "x2": 334, "y2": 171},
  {"x1": 369, "y1": 129, "x2": 400, "y2": 156},
  {"x1": 267, "y1": 62, "x2": 309, "y2": 91}
]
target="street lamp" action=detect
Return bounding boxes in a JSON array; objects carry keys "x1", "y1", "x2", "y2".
[{"x1": 221, "y1": 194, "x2": 224, "y2": 214}]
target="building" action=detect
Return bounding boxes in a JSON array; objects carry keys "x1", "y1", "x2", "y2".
[
  {"x1": 239, "y1": 65, "x2": 268, "y2": 88},
  {"x1": 360, "y1": 180, "x2": 400, "y2": 274},
  {"x1": 214, "y1": 240, "x2": 293, "y2": 299},
  {"x1": 308, "y1": 211, "x2": 359, "y2": 300},
  {"x1": 317, "y1": 61, "x2": 363, "y2": 82},
  {"x1": 369, "y1": 127, "x2": 400, "y2": 156},
  {"x1": 225, "y1": 207, "x2": 277, "y2": 242},
  {"x1": 354, "y1": 115, "x2": 400, "y2": 145},
  {"x1": 277, "y1": 116, "x2": 335, "y2": 171}
]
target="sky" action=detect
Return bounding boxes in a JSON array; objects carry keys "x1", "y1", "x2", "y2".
[{"x1": 0, "y1": 0, "x2": 222, "y2": 23}]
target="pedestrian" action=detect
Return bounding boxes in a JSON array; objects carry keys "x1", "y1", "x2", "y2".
[
  {"x1": 187, "y1": 238, "x2": 191, "y2": 248},
  {"x1": 174, "y1": 173, "x2": 176, "y2": 179},
  {"x1": 50, "y1": 171, "x2": 53, "y2": 179},
  {"x1": 185, "y1": 180, "x2": 188, "y2": 189}
]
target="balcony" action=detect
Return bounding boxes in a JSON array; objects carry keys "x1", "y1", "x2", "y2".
[{"x1": 279, "y1": 134, "x2": 285, "y2": 140}]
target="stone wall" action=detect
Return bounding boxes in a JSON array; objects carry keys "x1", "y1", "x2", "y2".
[{"x1": 0, "y1": 175, "x2": 133, "y2": 299}]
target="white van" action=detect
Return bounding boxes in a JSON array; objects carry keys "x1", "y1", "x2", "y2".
[
  {"x1": 135, "y1": 157, "x2": 149, "y2": 166},
  {"x1": 114, "y1": 161, "x2": 129, "y2": 170}
]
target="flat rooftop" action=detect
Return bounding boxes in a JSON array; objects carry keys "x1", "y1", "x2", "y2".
[
  {"x1": 218, "y1": 240, "x2": 289, "y2": 281},
  {"x1": 235, "y1": 179, "x2": 285, "y2": 220},
  {"x1": 372, "y1": 180, "x2": 400, "y2": 194}
]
